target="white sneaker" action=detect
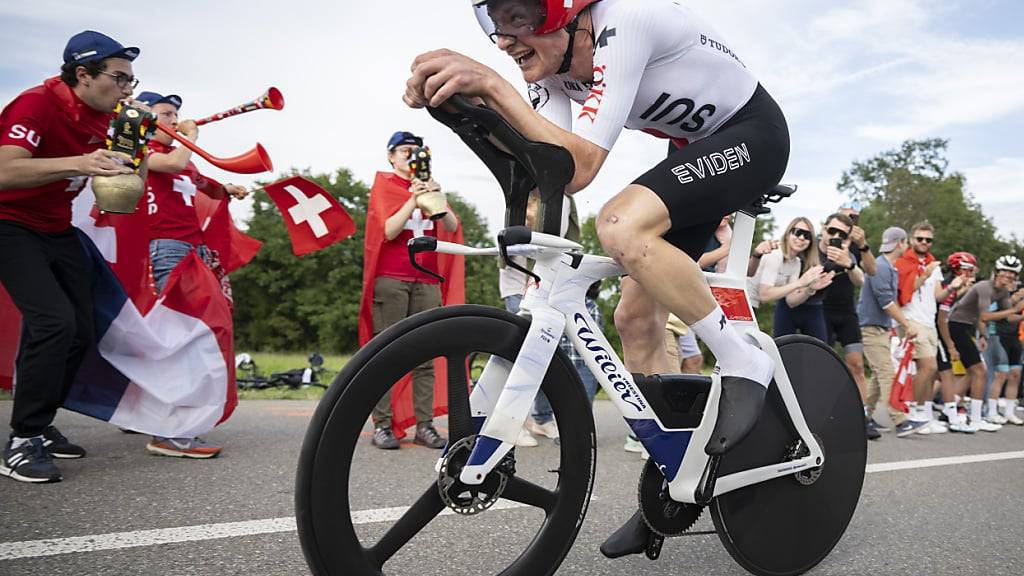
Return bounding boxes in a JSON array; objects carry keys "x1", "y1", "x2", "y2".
[
  {"x1": 525, "y1": 419, "x2": 559, "y2": 440},
  {"x1": 515, "y1": 428, "x2": 538, "y2": 447},
  {"x1": 640, "y1": 447, "x2": 650, "y2": 461},
  {"x1": 984, "y1": 414, "x2": 1008, "y2": 425},
  {"x1": 975, "y1": 419, "x2": 1003, "y2": 432},
  {"x1": 917, "y1": 420, "x2": 948, "y2": 435},
  {"x1": 949, "y1": 420, "x2": 977, "y2": 433},
  {"x1": 623, "y1": 435, "x2": 643, "y2": 453},
  {"x1": 1003, "y1": 412, "x2": 1024, "y2": 426}
]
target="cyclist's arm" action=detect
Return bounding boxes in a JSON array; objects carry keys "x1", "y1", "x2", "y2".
[{"x1": 937, "y1": 309, "x2": 956, "y2": 351}]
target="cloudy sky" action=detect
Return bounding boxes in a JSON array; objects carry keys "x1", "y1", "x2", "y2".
[{"x1": 2, "y1": 0, "x2": 1022, "y2": 243}]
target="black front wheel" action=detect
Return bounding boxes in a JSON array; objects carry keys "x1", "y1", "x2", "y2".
[{"x1": 295, "y1": 305, "x2": 597, "y2": 576}]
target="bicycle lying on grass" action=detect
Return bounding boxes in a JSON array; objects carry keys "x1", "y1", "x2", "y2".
[
  {"x1": 296, "y1": 96, "x2": 866, "y2": 576},
  {"x1": 235, "y1": 352, "x2": 334, "y2": 391}
]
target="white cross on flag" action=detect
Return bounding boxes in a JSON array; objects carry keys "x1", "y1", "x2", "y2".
[{"x1": 263, "y1": 175, "x2": 356, "y2": 256}]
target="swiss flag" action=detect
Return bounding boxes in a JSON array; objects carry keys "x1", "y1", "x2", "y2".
[
  {"x1": 195, "y1": 194, "x2": 262, "y2": 275},
  {"x1": 263, "y1": 176, "x2": 355, "y2": 256}
]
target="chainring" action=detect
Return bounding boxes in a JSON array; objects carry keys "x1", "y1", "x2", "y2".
[
  {"x1": 437, "y1": 435, "x2": 509, "y2": 516},
  {"x1": 638, "y1": 459, "x2": 703, "y2": 536}
]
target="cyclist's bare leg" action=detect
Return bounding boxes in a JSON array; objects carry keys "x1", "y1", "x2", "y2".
[
  {"x1": 615, "y1": 277, "x2": 673, "y2": 375},
  {"x1": 596, "y1": 184, "x2": 773, "y2": 455}
]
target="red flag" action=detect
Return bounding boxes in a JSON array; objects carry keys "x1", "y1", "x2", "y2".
[
  {"x1": 263, "y1": 176, "x2": 355, "y2": 256},
  {"x1": 889, "y1": 338, "x2": 916, "y2": 413},
  {"x1": 195, "y1": 195, "x2": 262, "y2": 274},
  {"x1": 0, "y1": 285, "x2": 18, "y2": 391},
  {"x1": 359, "y1": 172, "x2": 466, "y2": 439}
]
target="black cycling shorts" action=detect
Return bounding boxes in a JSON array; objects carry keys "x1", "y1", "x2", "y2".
[
  {"x1": 634, "y1": 83, "x2": 790, "y2": 261},
  {"x1": 1000, "y1": 334, "x2": 1022, "y2": 368},
  {"x1": 937, "y1": 334, "x2": 952, "y2": 372},
  {"x1": 948, "y1": 321, "x2": 982, "y2": 369},
  {"x1": 825, "y1": 309, "x2": 863, "y2": 351}
]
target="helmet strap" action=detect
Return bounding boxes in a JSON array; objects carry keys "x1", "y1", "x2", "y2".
[{"x1": 556, "y1": 18, "x2": 580, "y2": 75}]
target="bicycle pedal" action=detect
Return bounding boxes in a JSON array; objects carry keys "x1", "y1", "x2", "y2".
[{"x1": 644, "y1": 533, "x2": 664, "y2": 560}]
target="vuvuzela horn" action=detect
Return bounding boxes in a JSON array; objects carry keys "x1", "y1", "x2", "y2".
[
  {"x1": 154, "y1": 122, "x2": 273, "y2": 174},
  {"x1": 194, "y1": 87, "x2": 285, "y2": 126}
]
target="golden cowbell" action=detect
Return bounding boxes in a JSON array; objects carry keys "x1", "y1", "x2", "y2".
[{"x1": 416, "y1": 190, "x2": 448, "y2": 221}]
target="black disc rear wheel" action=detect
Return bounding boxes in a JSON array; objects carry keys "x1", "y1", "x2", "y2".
[
  {"x1": 711, "y1": 335, "x2": 866, "y2": 576},
  {"x1": 295, "y1": 305, "x2": 597, "y2": 576}
]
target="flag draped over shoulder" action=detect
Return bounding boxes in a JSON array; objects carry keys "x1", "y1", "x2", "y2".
[
  {"x1": 359, "y1": 171, "x2": 466, "y2": 437},
  {"x1": 195, "y1": 194, "x2": 262, "y2": 275}
]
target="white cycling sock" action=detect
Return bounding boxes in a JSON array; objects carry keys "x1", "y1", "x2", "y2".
[
  {"x1": 970, "y1": 399, "x2": 983, "y2": 423},
  {"x1": 943, "y1": 402, "x2": 959, "y2": 424},
  {"x1": 987, "y1": 398, "x2": 998, "y2": 417},
  {"x1": 924, "y1": 401, "x2": 934, "y2": 418},
  {"x1": 690, "y1": 304, "x2": 773, "y2": 388}
]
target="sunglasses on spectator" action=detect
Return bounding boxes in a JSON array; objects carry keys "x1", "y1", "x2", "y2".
[
  {"x1": 914, "y1": 237, "x2": 934, "y2": 244},
  {"x1": 826, "y1": 227, "x2": 849, "y2": 240},
  {"x1": 790, "y1": 228, "x2": 813, "y2": 241}
]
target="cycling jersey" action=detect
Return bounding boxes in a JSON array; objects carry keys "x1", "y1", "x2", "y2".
[
  {"x1": 531, "y1": 0, "x2": 758, "y2": 152},
  {"x1": 948, "y1": 280, "x2": 1010, "y2": 326}
]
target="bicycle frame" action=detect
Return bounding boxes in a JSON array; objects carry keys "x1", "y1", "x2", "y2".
[{"x1": 430, "y1": 210, "x2": 822, "y2": 505}]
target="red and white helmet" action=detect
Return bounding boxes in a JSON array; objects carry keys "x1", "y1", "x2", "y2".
[
  {"x1": 473, "y1": 0, "x2": 598, "y2": 40},
  {"x1": 946, "y1": 251, "x2": 977, "y2": 272}
]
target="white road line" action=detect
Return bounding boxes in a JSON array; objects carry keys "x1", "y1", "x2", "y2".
[
  {"x1": 2, "y1": 450, "x2": 1023, "y2": 562},
  {"x1": 864, "y1": 450, "x2": 1024, "y2": 473}
]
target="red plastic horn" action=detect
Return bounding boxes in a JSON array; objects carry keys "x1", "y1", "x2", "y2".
[
  {"x1": 155, "y1": 123, "x2": 273, "y2": 174},
  {"x1": 195, "y1": 87, "x2": 285, "y2": 126}
]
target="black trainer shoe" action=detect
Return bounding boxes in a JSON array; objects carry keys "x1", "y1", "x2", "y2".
[
  {"x1": 865, "y1": 416, "x2": 881, "y2": 440},
  {"x1": 42, "y1": 426, "x2": 86, "y2": 459},
  {"x1": 1, "y1": 437, "x2": 62, "y2": 483},
  {"x1": 372, "y1": 427, "x2": 400, "y2": 450},
  {"x1": 600, "y1": 510, "x2": 653, "y2": 559},
  {"x1": 414, "y1": 423, "x2": 447, "y2": 449}
]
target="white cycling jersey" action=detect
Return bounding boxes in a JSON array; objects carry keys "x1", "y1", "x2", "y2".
[{"x1": 529, "y1": 0, "x2": 759, "y2": 151}]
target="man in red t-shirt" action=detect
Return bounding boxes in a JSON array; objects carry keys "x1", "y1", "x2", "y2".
[
  {"x1": 0, "y1": 31, "x2": 142, "y2": 483},
  {"x1": 136, "y1": 91, "x2": 248, "y2": 459},
  {"x1": 362, "y1": 131, "x2": 460, "y2": 450}
]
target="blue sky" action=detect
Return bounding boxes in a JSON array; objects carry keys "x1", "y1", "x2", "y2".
[{"x1": 1, "y1": 0, "x2": 1022, "y2": 243}]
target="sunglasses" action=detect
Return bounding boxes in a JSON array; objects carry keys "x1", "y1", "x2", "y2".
[
  {"x1": 914, "y1": 237, "x2": 934, "y2": 244},
  {"x1": 790, "y1": 228, "x2": 813, "y2": 241},
  {"x1": 826, "y1": 227, "x2": 850, "y2": 240}
]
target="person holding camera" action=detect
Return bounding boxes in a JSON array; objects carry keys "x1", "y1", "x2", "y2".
[
  {"x1": 816, "y1": 212, "x2": 877, "y2": 438},
  {"x1": 753, "y1": 217, "x2": 834, "y2": 341}
]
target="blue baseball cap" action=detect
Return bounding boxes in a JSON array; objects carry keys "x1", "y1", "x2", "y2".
[
  {"x1": 136, "y1": 91, "x2": 182, "y2": 109},
  {"x1": 387, "y1": 131, "x2": 423, "y2": 151},
  {"x1": 63, "y1": 30, "x2": 139, "y2": 65}
]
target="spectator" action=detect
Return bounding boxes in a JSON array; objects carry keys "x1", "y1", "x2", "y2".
[
  {"x1": 985, "y1": 256, "x2": 1023, "y2": 425},
  {"x1": 858, "y1": 227, "x2": 919, "y2": 435},
  {"x1": 947, "y1": 255, "x2": 1024, "y2": 432},
  {"x1": 893, "y1": 221, "x2": 952, "y2": 436},
  {"x1": 752, "y1": 216, "x2": 833, "y2": 339},
  {"x1": 935, "y1": 252, "x2": 977, "y2": 431},
  {"x1": 137, "y1": 90, "x2": 249, "y2": 458},
  {"x1": 0, "y1": 31, "x2": 141, "y2": 483},
  {"x1": 818, "y1": 211, "x2": 875, "y2": 438},
  {"x1": 360, "y1": 131, "x2": 460, "y2": 450}
]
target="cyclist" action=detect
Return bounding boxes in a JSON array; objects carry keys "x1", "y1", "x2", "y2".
[
  {"x1": 990, "y1": 256, "x2": 1023, "y2": 424},
  {"x1": 946, "y1": 255, "x2": 1024, "y2": 431},
  {"x1": 935, "y1": 251, "x2": 977, "y2": 432},
  {"x1": 405, "y1": 0, "x2": 789, "y2": 556}
]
